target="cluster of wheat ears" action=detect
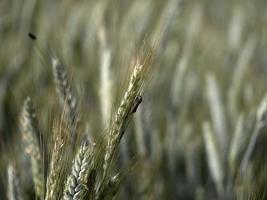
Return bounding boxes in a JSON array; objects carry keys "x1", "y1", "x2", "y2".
[{"x1": 7, "y1": 50, "x2": 152, "y2": 200}]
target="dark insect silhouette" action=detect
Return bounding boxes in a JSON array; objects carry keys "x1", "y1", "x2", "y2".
[
  {"x1": 28, "y1": 33, "x2": 37, "y2": 40},
  {"x1": 130, "y1": 95, "x2": 142, "y2": 114}
]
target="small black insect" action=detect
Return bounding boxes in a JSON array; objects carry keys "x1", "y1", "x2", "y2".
[
  {"x1": 130, "y1": 95, "x2": 142, "y2": 114},
  {"x1": 28, "y1": 33, "x2": 36, "y2": 40}
]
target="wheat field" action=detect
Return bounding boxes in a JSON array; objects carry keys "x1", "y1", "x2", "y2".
[{"x1": 0, "y1": 0, "x2": 267, "y2": 199}]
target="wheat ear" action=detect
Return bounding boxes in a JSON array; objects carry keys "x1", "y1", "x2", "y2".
[
  {"x1": 100, "y1": 54, "x2": 151, "y2": 193},
  {"x1": 63, "y1": 143, "x2": 90, "y2": 200},
  {"x1": 202, "y1": 122, "x2": 224, "y2": 196},
  {"x1": 103, "y1": 62, "x2": 145, "y2": 176},
  {"x1": 20, "y1": 97, "x2": 44, "y2": 197},
  {"x1": 52, "y1": 58, "x2": 79, "y2": 142},
  {"x1": 206, "y1": 73, "x2": 228, "y2": 155}
]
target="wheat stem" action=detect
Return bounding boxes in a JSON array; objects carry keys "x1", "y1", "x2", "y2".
[{"x1": 45, "y1": 133, "x2": 65, "y2": 200}]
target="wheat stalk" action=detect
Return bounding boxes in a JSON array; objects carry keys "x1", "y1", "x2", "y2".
[
  {"x1": 206, "y1": 73, "x2": 228, "y2": 155},
  {"x1": 228, "y1": 114, "x2": 245, "y2": 173},
  {"x1": 228, "y1": 37, "x2": 256, "y2": 121},
  {"x1": 7, "y1": 164, "x2": 23, "y2": 200},
  {"x1": 227, "y1": 6, "x2": 244, "y2": 51},
  {"x1": 241, "y1": 94, "x2": 267, "y2": 172},
  {"x1": 97, "y1": 173, "x2": 121, "y2": 200},
  {"x1": 202, "y1": 122, "x2": 224, "y2": 196},
  {"x1": 45, "y1": 130, "x2": 66, "y2": 200},
  {"x1": 98, "y1": 25, "x2": 113, "y2": 126}
]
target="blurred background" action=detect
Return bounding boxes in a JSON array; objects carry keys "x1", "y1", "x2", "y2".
[{"x1": 0, "y1": 0, "x2": 267, "y2": 199}]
